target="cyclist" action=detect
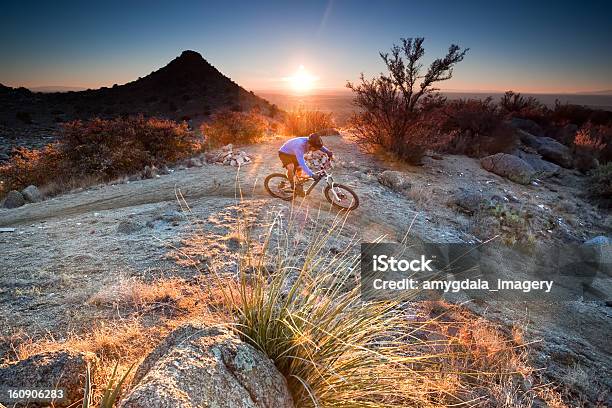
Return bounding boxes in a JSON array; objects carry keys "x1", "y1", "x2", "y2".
[{"x1": 278, "y1": 131, "x2": 333, "y2": 196}]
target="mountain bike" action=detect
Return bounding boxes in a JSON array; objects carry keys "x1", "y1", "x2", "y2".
[{"x1": 264, "y1": 163, "x2": 359, "y2": 211}]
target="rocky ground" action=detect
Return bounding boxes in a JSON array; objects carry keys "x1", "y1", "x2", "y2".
[{"x1": 0, "y1": 133, "x2": 610, "y2": 406}]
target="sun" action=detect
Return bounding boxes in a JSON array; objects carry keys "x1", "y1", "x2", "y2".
[{"x1": 287, "y1": 65, "x2": 318, "y2": 93}]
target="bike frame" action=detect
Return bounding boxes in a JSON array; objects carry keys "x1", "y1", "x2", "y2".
[{"x1": 299, "y1": 169, "x2": 341, "y2": 201}]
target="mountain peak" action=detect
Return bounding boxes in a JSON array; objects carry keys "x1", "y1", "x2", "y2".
[{"x1": 177, "y1": 50, "x2": 204, "y2": 62}]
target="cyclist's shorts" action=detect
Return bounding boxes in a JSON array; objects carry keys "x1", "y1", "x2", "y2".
[{"x1": 278, "y1": 151, "x2": 300, "y2": 169}]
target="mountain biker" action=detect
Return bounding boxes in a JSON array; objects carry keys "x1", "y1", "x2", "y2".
[{"x1": 278, "y1": 131, "x2": 333, "y2": 196}]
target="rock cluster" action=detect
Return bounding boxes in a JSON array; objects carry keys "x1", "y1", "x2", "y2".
[
  {"x1": 211, "y1": 144, "x2": 252, "y2": 166},
  {"x1": 2, "y1": 185, "x2": 43, "y2": 209},
  {"x1": 304, "y1": 150, "x2": 330, "y2": 170}
]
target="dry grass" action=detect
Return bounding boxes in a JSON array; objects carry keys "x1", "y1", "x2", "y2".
[
  {"x1": 7, "y1": 276, "x2": 230, "y2": 406},
  {"x1": 205, "y1": 204, "x2": 568, "y2": 407},
  {"x1": 281, "y1": 106, "x2": 336, "y2": 136}
]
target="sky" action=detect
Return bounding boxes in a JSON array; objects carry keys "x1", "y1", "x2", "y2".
[{"x1": 1, "y1": 0, "x2": 611, "y2": 93}]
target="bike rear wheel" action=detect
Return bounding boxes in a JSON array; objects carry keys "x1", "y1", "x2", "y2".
[
  {"x1": 324, "y1": 183, "x2": 359, "y2": 211},
  {"x1": 264, "y1": 173, "x2": 294, "y2": 201}
]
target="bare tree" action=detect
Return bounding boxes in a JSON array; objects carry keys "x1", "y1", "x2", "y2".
[{"x1": 347, "y1": 38, "x2": 468, "y2": 162}]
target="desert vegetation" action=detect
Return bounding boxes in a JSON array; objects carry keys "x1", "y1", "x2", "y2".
[
  {"x1": 347, "y1": 37, "x2": 612, "y2": 174},
  {"x1": 0, "y1": 116, "x2": 203, "y2": 198},
  {"x1": 280, "y1": 106, "x2": 336, "y2": 136},
  {"x1": 200, "y1": 109, "x2": 270, "y2": 147}
]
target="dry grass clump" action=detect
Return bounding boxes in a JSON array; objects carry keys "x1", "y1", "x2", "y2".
[
  {"x1": 281, "y1": 106, "x2": 336, "y2": 136},
  {"x1": 212, "y1": 206, "x2": 564, "y2": 407},
  {"x1": 201, "y1": 109, "x2": 269, "y2": 147}
]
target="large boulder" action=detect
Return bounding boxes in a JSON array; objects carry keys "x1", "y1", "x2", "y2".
[
  {"x1": 378, "y1": 170, "x2": 411, "y2": 192},
  {"x1": 516, "y1": 152, "x2": 560, "y2": 178},
  {"x1": 536, "y1": 137, "x2": 573, "y2": 168},
  {"x1": 516, "y1": 129, "x2": 543, "y2": 149},
  {"x1": 0, "y1": 350, "x2": 98, "y2": 408},
  {"x1": 509, "y1": 117, "x2": 543, "y2": 137},
  {"x1": 480, "y1": 153, "x2": 536, "y2": 185},
  {"x1": 120, "y1": 323, "x2": 293, "y2": 408},
  {"x1": 2, "y1": 190, "x2": 26, "y2": 209},
  {"x1": 22, "y1": 185, "x2": 43, "y2": 203}
]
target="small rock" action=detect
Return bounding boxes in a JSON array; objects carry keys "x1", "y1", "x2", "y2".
[
  {"x1": 142, "y1": 165, "x2": 158, "y2": 179},
  {"x1": 0, "y1": 350, "x2": 98, "y2": 408},
  {"x1": 22, "y1": 185, "x2": 43, "y2": 203},
  {"x1": 2, "y1": 190, "x2": 26, "y2": 208},
  {"x1": 117, "y1": 219, "x2": 145, "y2": 234},
  {"x1": 452, "y1": 190, "x2": 485, "y2": 214},
  {"x1": 377, "y1": 170, "x2": 411, "y2": 192}
]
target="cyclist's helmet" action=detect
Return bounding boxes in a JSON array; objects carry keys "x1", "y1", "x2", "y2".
[{"x1": 308, "y1": 132, "x2": 324, "y2": 149}]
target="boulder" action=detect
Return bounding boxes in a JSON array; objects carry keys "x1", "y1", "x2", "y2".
[
  {"x1": 536, "y1": 137, "x2": 573, "y2": 168},
  {"x1": 0, "y1": 350, "x2": 98, "y2": 408},
  {"x1": 120, "y1": 323, "x2": 293, "y2": 408},
  {"x1": 377, "y1": 170, "x2": 411, "y2": 192},
  {"x1": 22, "y1": 185, "x2": 43, "y2": 203},
  {"x1": 509, "y1": 118, "x2": 543, "y2": 137},
  {"x1": 451, "y1": 190, "x2": 485, "y2": 214},
  {"x1": 517, "y1": 152, "x2": 560, "y2": 178},
  {"x1": 2, "y1": 190, "x2": 26, "y2": 209},
  {"x1": 516, "y1": 129, "x2": 542, "y2": 149},
  {"x1": 480, "y1": 153, "x2": 535, "y2": 185}
]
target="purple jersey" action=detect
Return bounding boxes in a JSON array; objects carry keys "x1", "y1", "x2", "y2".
[{"x1": 278, "y1": 136, "x2": 330, "y2": 177}]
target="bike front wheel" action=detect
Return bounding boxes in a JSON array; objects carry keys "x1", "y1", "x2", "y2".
[
  {"x1": 264, "y1": 173, "x2": 294, "y2": 201},
  {"x1": 324, "y1": 183, "x2": 359, "y2": 211}
]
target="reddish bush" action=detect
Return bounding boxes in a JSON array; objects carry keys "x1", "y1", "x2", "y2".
[
  {"x1": 0, "y1": 144, "x2": 66, "y2": 196},
  {"x1": 499, "y1": 90, "x2": 548, "y2": 124},
  {"x1": 0, "y1": 116, "x2": 202, "y2": 198},
  {"x1": 61, "y1": 116, "x2": 201, "y2": 178},
  {"x1": 201, "y1": 110, "x2": 268, "y2": 147},
  {"x1": 573, "y1": 124, "x2": 612, "y2": 165}
]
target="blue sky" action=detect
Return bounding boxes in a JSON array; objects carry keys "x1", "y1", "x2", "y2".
[{"x1": 1, "y1": 0, "x2": 611, "y2": 93}]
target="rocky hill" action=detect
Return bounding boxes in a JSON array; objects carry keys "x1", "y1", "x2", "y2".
[{"x1": 0, "y1": 50, "x2": 274, "y2": 159}]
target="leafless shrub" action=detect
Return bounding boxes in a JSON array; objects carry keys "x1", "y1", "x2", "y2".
[{"x1": 347, "y1": 37, "x2": 468, "y2": 164}]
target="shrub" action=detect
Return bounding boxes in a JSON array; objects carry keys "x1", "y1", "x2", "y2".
[
  {"x1": 0, "y1": 144, "x2": 66, "y2": 196},
  {"x1": 433, "y1": 98, "x2": 518, "y2": 157},
  {"x1": 61, "y1": 116, "x2": 201, "y2": 178},
  {"x1": 281, "y1": 106, "x2": 335, "y2": 136},
  {"x1": 588, "y1": 163, "x2": 612, "y2": 199},
  {"x1": 573, "y1": 124, "x2": 612, "y2": 164},
  {"x1": 0, "y1": 116, "x2": 202, "y2": 197},
  {"x1": 201, "y1": 110, "x2": 268, "y2": 147},
  {"x1": 500, "y1": 91, "x2": 542, "y2": 113},
  {"x1": 549, "y1": 101, "x2": 612, "y2": 127},
  {"x1": 347, "y1": 37, "x2": 468, "y2": 164}
]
